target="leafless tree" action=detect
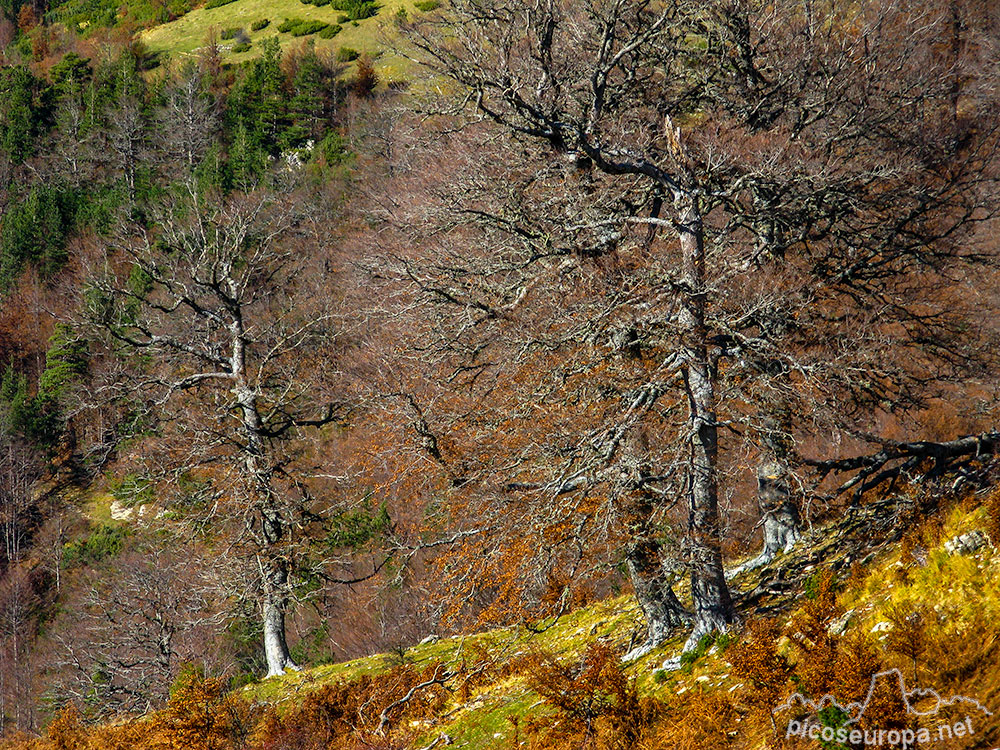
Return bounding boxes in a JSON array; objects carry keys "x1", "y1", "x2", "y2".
[
  {"x1": 84, "y1": 182, "x2": 350, "y2": 677},
  {"x1": 395, "y1": 0, "x2": 1000, "y2": 656},
  {"x1": 0, "y1": 432, "x2": 43, "y2": 732},
  {"x1": 104, "y1": 95, "x2": 147, "y2": 206},
  {"x1": 156, "y1": 66, "x2": 220, "y2": 183},
  {"x1": 52, "y1": 547, "x2": 217, "y2": 716}
]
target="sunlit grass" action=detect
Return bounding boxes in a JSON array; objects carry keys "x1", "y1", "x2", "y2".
[{"x1": 141, "y1": 0, "x2": 430, "y2": 79}]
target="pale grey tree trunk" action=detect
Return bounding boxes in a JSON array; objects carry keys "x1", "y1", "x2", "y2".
[
  {"x1": 728, "y1": 408, "x2": 801, "y2": 579},
  {"x1": 233, "y1": 328, "x2": 299, "y2": 679},
  {"x1": 675, "y1": 196, "x2": 735, "y2": 649},
  {"x1": 262, "y1": 557, "x2": 298, "y2": 678},
  {"x1": 727, "y1": 462, "x2": 800, "y2": 579},
  {"x1": 757, "y1": 460, "x2": 800, "y2": 556}
]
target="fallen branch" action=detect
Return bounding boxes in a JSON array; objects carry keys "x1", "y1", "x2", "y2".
[
  {"x1": 805, "y1": 430, "x2": 1000, "y2": 501},
  {"x1": 377, "y1": 664, "x2": 455, "y2": 735}
]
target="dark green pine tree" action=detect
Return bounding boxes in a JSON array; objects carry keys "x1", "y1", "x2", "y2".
[
  {"x1": 285, "y1": 40, "x2": 326, "y2": 147},
  {"x1": 0, "y1": 184, "x2": 76, "y2": 288},
  {"x1": 0, "y1": 65, "x2": 42, "y2": 164},
  {"x1": 226, "y1": 38, "x2": 290, "y2": 184}
]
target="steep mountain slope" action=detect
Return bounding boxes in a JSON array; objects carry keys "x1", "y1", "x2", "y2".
[{"x1": 12, "y1": 486, "x2": 999, "y2": 749}]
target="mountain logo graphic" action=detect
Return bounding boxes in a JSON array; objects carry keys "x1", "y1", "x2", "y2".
[{"x1": 776, "y1": 668, "x2": 993, "y2": 726}]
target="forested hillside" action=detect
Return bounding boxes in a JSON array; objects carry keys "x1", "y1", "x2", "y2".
[{"x1": 0, "y1": 0, "x2": 999, "y2": 747}]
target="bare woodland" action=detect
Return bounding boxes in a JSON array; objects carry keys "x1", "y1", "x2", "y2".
[{"x1": 0, "y1": 0, "x2": 998, "y2": 734}]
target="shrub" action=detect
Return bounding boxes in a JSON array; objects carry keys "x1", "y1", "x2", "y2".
[
  {"x1": 414, "y1": 0, "x2": 440, "y2": 10},
  {"x1": 318, "y1": 131, "x2": 351, "y2": 164},
  {"x1": 44, "y1": 706, "x2": 87, "y2": 750},
  {"x1": 729, "y1": 618, "x2": 793, "y2": 722},
  {"x1": 318, "y1": 23, "x2": 342, "y2": 38},
  {"x1": 336, "y1": 13, "x2": 349, "y2": 22},
  {"x1": 788, "y1": 569, "x2": 841, "y2": 696},
  {"x1": 1, "y1": 366, "x2": 61, "y2": 449},
  {"x1": 254, "y1": 661, "x2": 451, "y2": 745},
  {"x1": 250, "y1": 17, "x2": 269, "y2": 30},
  {"x1": 523, "y1": 643, "x2": 658, "y2": 749},
  {"x1": 885, "y1": 603, "x2": 929, "y2": 681},
  {"x1": 232, "y1": 41, "x2": 251, "y2": 53},
  {"x1": 219, "y1": 26, "x2": 241, "y2": 39},
  {"x1": 352, "y1": 53, "x2": 378, "y2": 96},
  {"x1": 679, "y1": 632, "x2": 716, "y2": 674},
  {"x1": 336, "y1": 46, "x2": 359, "y2": 62},
  {"x1": 291, "y1": 20, "x2": 329, "y2": 36},
  {"x1": 327, "y1": 502, "x2": 390, "y2": 549},
  {"x1": 278, "y1": 17, "x2": 329, "y2": 35},
  {"x1": 151, "y1": 668, "x2": 253, "y2": 749},
  {"x1": 108, "y1": 473, "x2": 154, "y2": 507},
  {"x1": 62, "y1": 524, "x2": 129, "y2": 568},
  {"x1": 652, "y1": 690, "x2": 738, "y2": 750},
  {"x1": 985, "y1": 485, "x2": 1000, "y2": 547},
  {"x1": 38, "y1": 323, "x2": 88, "y2": 404},
  {"x1": 331, "y1": 0, "x2": 378, "y2": 20},
  {"x1": 204, "y1": 0, "x2": 237, "y2": 8}
]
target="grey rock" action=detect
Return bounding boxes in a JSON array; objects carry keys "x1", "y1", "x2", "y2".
[
  {"x1": 829, "y1": 608, "x2": 856, "y2": 637},
  {"x1": 943, "y1": 530, "x2": 988, "y2": 555}
]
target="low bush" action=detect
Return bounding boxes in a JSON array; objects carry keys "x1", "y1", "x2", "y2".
[
  {"x1": 353, "y1": 53, "x2": 378, "y2": 97},
  {"x1": 318, "y1": 131, "x2": 351, "y2": 164},
  {"x1": 336, "y1": 46, "x2": 359, "y2": 62},
  {"x1": 204, "y1": 0, "x2": 237, "y2": 8},
  {"x1": 277, "y1": 17, "x2": 299, "y2": 32},
  {"x1": 254, "y1": 662, "x2": 451, "y2": 747},
  {"x1": 331, "y1": 0, "x2": 378, "y2": 20},
  {"x1": 108, "y1": 472, "x2": 154, "y2": 507},
  {"x1": 62, "y1": 524, "x2": 129, "y2": 568},
  {"x1": 729, "y1": 618, "x2": 793, "y2": 724},
  {"x1": 651, "y1": 690, "x2": 738, "y2": 750},
  {"x1": 291, "y1": 20, "x2": 329, "y2": 36},
  {"x1": 232, "y1": 42, "x2": 251, "y2": 53},
  {"x1": 318, "y1": 23, "x2": 342, "y2": 38},
  {"x1": 679, "y1": 632, "x2": 715, "y2": 674},
  {"x1": 250, "y1": 17, "x2": 269, "y2": 30},
  {"x1": 220, "y1": 26, "x2": 241, "y2": 39},
  {"x1": 523, "y1": 643, "x2": 660, "y2": 750},
  {"x1": 414, "y1": 0, "x2": 440, "y2": 10},
  {"x1": 278, "y1": 17, "x2": 330, "y2": 35}
]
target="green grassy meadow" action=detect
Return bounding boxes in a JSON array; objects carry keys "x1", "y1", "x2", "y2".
[{"x1": 141, "y1": 0, "x2": 431, "y2": 80}]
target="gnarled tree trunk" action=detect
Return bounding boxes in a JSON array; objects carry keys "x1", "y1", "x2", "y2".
[
  {"x1": 624, "y1": 541, "x2": 690, "y2": 660},
  {"x1": 728, "y1": 408, "x2": 801, "y2": 579},
  {"x1": 727, "y1": 462, "x2": 800, "y2": 579},
  {"x1": 621, "y1": 484, "x2": 691, "y2": 659},
  {"x1": 675, "y1": 195, "x2": 735, "y2": 649},
  {"x1": 757, "y1": 461, "x2": 800, "y2": 557}
]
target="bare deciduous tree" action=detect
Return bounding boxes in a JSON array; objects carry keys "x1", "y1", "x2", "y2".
[
  {"x1": 86, "y1": 184, "x2": 349, "y2": 677},
  {"x1": 395, "y1": 0, "x2": 1000, "y2": 657},
  {"x1": 53, "y1": 548, "x2": 216, "y2": 716}
]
